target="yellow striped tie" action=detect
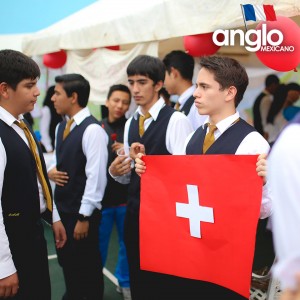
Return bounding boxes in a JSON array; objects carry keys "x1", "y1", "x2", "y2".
[
  {"x1": 203, "y1": 123, "x2": 218, "y2": 154},
  {"x1": 139, "y1": 112, "x2": 151, "y2": 137},
  {"x1": 15, "y1": 120, "x2": 53, "y2": 211},
  {"x1": 63, "y1": 118, "x2": 74, "y2": 140}
]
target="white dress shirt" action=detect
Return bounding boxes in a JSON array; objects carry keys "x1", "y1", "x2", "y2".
[
  {"x1": 178, "y1": 85, "x2": 207, "y2": 130},
  {"x1": 184, "y1": 112, "x2": 272, "y2": 219},
  {"x1": 264, "y1": 110, "x2": 287, "y2": 144},
  {"x1": 268, "y1": 123, "x2": 300, "y2": 290},
  {"x1": 0, "y1": 106, "x2": 60, "y2": 279},
  {"x1": 114, "y1": 98, "x2": 194, "y2": 184},
  {"x1": 50, "y1": 107, "x2": 108, "y2": 216},
  {"x1": 40, "y1": 106, "x2": 53, "y2": 152}
]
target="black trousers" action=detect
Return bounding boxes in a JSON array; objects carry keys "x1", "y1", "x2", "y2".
[
  {"x1": 10, "y1": 220, "x2": 51, "y2": 300},
  {"x1": 124, "y1": 209, "x2": 247, "y2": 300},
  {"x1": 57, "y1": 210, "x2": 104, "y2": 300}
]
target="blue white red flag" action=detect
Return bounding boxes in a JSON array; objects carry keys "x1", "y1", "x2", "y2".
[{"x1": 242, "y1": 4, "x2": 277, "y2": 22}]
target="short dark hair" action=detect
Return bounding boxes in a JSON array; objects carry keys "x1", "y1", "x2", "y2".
[
  {"x1": 265, "y1": 74, "x2": 279, "y2": 87},
  {"x1": 163, "y1": 50, "x2": 194, "y2": 81},
  {"x1": 107, "y1": 84, "x2": 131, "y2": 100},
  {"x1": 0, "y1": 49, "x2": 40, "y2": 90},
  {"x1": 286, "y1": 82, "x2": 300, "y2": 92},
  {"x1": 199, "y1": 56, "x2": 249, "y2": 107},
  {"x1": 55, "y1": 73, "x2": 90, "y2": 108},
  {"x1": 127, "y1": 55, "x2": 165, "y2": 84}
]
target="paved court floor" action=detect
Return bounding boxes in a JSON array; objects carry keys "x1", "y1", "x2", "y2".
[{"x1": 44, "y1": 221, "x2": 123, "y2": 300}]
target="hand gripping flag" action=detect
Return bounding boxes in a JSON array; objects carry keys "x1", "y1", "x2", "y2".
[
  {"x1": 242, "y1": 4, "x2": 277, "y2": 22},
  {"x1": 140, "y1": 155, "x2": 262, "y2": 298}
]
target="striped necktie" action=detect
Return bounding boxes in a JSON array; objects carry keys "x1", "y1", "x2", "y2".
[
  {"x1": 14, "y1": 120, "x2": 53, "y2": 211},
  {"x1": 63, "y1": 118, "x2": 74, "y2": 140},
  {"x1": 139, "y1": 112, "x2": 151, "y2": 137},
  {"x1": 203, "y1": 123, "x2": 218, "y2": 154}
]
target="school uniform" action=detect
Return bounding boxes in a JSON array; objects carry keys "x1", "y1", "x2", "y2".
[
  {"x1": 177, "y1": 85, "x2": 207, "y2": 130},
  {"x1": 53, "y1": 107, "x2": 108, "y2": 300},
  {"x1": 178, "y1": 112, "x2": 272, "y2": 300},
  {"x1": 0, "y1": 107, "x2": 59, "y2": 300},
  {"x1": 113, "y1": 98, "x2": 193, "y2": 300}
]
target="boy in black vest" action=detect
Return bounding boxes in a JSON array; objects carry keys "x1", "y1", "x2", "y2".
[
  {"x1": 109, "y1": 55, "x2": 193, "y2": 300},
  {"x1": 48, "y1": 74, "x2": 108, "y2": 300},
  {"x1": 98, "y1": 84, "x2": 132, "y2": 299},
  {"x1": 135, "y1": 56, "x2": 272, "y2": 300},
  {"x1": 0, "y1": 49, "x2": 66, "y2": 299},
  {"x1": 163, "y1": 50, "x2": 207, "y2": 130}
]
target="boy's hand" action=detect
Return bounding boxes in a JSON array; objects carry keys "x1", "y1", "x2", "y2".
[
  {"x1": 130, "y1": 142, "x2": 145, "y2": 160},
  {"x1": 256, "y1": 153, "x2": 267, "y2": 185},
  {"x1": 109, "y1": 156, "x2": 131, "y2": 177},
  {"x1": 135, "y1": 153, "x2": 146, "y2": 177}
]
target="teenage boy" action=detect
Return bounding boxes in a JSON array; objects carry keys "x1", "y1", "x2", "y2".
[
  {"x1": 99, "y1": 84, "x2": 132, "y2": 300},
  {"x1": 109, "y1": 55, "x2": 193, "y2": 300},
  {"x1": 135, "y1": 56, "x2": 272, "y2": 300},
  {"x1": 48, "y1": 73, "x2": 108, "y2": 300},
  {"x1": 163, "y1": 50, "x2": 207, "y2": 130},
  {"x1": 0, "y1": 49, "x2": 66, "y2": 299}
]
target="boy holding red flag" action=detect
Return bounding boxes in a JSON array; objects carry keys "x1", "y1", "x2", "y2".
[{"x1": 135, "y1": 56, "x2": 271, "y2": 299}]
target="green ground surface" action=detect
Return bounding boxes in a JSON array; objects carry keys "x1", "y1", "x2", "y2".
[{"x1": 44, "y1": 222, "x2": 122, "y2": 300}]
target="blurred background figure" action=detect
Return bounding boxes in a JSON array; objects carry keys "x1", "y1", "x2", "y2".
[
  {"x1": 162, "y1": 50, "x2": 206, "y2": 130},
  {"x1": 40, "y1": 85, "x2": 63, "y2": 152},
  {"x1": 282, "y1": 82, "x2": 300, "y2": 122},
  {"x1": 99, "y1": 84, "x2": 132, "y2": 300},
  {"x1": 265, "y1": 84, "x2": 288, "y2": 145},
  {"x1": 252, "y1": 74, "x2": 280, "y2": 139}
]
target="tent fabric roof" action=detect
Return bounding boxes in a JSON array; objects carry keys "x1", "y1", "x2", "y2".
[{"x1": 22, "y1": 0, "x2": 300, "y2": 56}]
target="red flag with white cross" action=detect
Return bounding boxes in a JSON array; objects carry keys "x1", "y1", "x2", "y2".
[{"x1": 140, "y1": 155, "x2": 262, "y2": 299}]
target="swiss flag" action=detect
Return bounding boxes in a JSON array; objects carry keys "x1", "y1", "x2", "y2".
[{"x1": 140, "y1": 155, "x2": 262, "y2": 298}]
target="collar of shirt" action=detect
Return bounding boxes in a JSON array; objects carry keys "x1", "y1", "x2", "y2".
[
  {"x1": 0, "y1": 106, "x2": 24, "y2": 127},
  {"x1": 178, "y1": 85, "x2": 196, "y2": 108},
  {"x1": 133, "y1": 98, "x2": 165, "y2": 121},
  {"x1": 67, "y1": 107, "x2": 91, "y2": 127},
  {"x1": 202, "y1": 111, "x2": 240, "y2": 136}
]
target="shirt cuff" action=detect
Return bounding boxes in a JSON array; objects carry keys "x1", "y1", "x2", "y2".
[
  {"x1": 0, "y1": 259, "x2": 16, "y2": 280},
  {"x1": 52, "y1": 205, "x2": 61, "y2": 223},
  {"x1": 108, "y1": 167, "x2": 131, "y2": 184},
  {"x1": 79, "y1": 203, "x2": 97, "y2": 217},
  {"x1": 260, "y1": 181, "x2": 272, "y2": 219}
]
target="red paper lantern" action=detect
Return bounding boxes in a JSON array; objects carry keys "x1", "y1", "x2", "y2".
[
  {"x1": 105, "y1": 45, "x2": 120, "y2": 51},
  {"x1": 43, "y1": 50, "x2": 67, "y2": 69},
  {"x1": 183, "y1": 33, "x2": 221, "y2": 57},
  {"x1": 255, "y1": 16, "x2": 300, "y2": 72}
]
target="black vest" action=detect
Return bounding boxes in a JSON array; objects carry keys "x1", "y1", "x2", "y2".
[
  {"x1": 101, "y1": 117, "x2": 129, "y2": 208},
  {"x1": 252, "y1": 92, "x2": 266, "y2": 135},
  {"x1": 0, "y1": 119, "x2": 52, "y2": 240},
  {"x1": 55, "y1": 115, "x2": 99, "y2": 213},
  {"x1": 186, "y1": 119, "x2": 255, "y2": 155},
  {"x1": 180, "y1": 95, "x2": 195, "y2": 116},
  {"x1": 127, "y1": 105, "x2": 175, "y2": 213}
]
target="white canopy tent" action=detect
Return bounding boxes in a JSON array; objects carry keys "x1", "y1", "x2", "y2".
[
  {"x1": 22, "y1": 0, "x2": 300, "y2": 56},
  {"x1": 22, "y1": 0, "x2": 300, "y2": 105}
]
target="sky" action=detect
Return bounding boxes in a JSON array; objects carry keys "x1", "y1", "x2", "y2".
[{"x1": 0, "y1": 0, "x2": 98, "y2": 34}]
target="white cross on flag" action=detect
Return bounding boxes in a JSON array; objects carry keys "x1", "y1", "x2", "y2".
[{"x1": 140, "y1": 155, "x2": 262, "y2": 299}]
